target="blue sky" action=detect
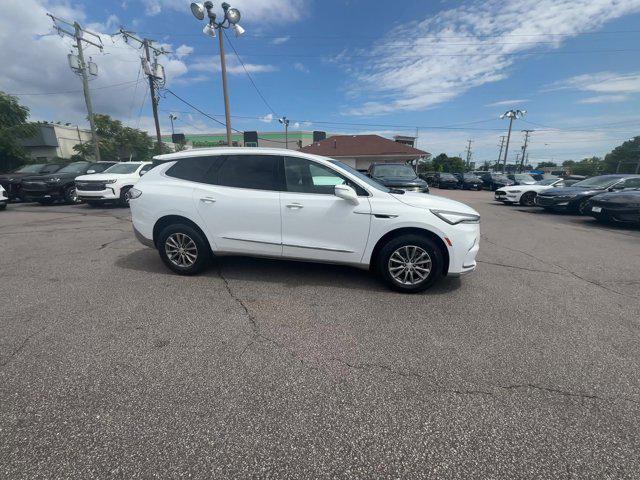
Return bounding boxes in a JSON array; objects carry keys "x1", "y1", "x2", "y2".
[{"x1": 2, "y1": 0, "x2": 640, "y2": 166}]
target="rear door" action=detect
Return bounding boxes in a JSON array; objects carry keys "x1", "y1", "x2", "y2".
[{"x1": 192, "y1": 154, "x2": 283, "y2": 256}]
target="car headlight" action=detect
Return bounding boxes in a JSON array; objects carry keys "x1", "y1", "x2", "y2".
[
  {"x1": 104, "y1": 179, "x2": 117, "y2": 184},
  {"x1": 47, "y1": 177, "x2": 61, "y2": 183},
  {"x1": 128, "y1": 187, "x2": 142, "y2": 199},
  {"x1": 431, "y1": 209, "x2": 480, "y2": 225}
]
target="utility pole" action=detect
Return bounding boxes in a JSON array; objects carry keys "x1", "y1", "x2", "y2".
[
  {"x1": 465, "y1": 139, "x2": 473, "y2": 170},
  {"x1": 48, "y1": 14, "x2": 102, "y2": 161},
  {"x1": 118, "y1": 29, "x2": 167, "y2": 153},
  {"x1": 520, "y1": 129, "x2": 533, "y2": 172},
  {"x1": 278, "y1": 116, "x2": 290, "y2": 149},
  {"x1": 497, "y1": 136, "x2": 506, "y2": 171},
  {"x1": 500, "y1": 109, "x2": 526, "y2": 173},
  {"x1": 218, "y1": 31, "x2": 233, "y2": 146}
]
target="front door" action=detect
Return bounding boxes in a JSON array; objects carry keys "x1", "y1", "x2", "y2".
[
  {"x1": 280, "y1": 156, "x2": 371, "y2": 264},
  {"x1": 193, "y1": 154, "x2": 283, "y2": 256}
]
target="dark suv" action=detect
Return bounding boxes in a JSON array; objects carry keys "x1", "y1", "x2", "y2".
[
  {"x1": 431, "y1": 172, "x2": 459, "y2": 189},
  {"x1": 367, "y1": 163, "x2": 429, "y2": 193},
  {"x1": 0, "y1": 163, "x2": 66, "y2": 201},
  {"x1": 453, "y1": 173, "x2": 483, "y2": 190},
  {"x1": 477, "y1": 172, "x2": 515, "y2": 191},
  {"x1": 22, "y1": 161, "x2": 116, "y2": 204}
]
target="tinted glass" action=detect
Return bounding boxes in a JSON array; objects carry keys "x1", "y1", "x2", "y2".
[
  {"x1": 329, "y1": 160, "x2": 387, "y2": 193},
  {"x1": 57, "y1": 162, "x2": 90, "y2": 174},
  {"x1": 440, "y1": 173, "x2": 456, "y2": 179},
  {"x1": 14, "y1": 164, "x2": 45, "y2": 173},
  {"x1": 105, "y1": 163, "x2": 142, "y2": 174},
  {"x1": 42, "y1": 164, "x2": 63, "y2": 173},
  {"x1": 372, "y1": 164, "x2": 416, "y2": 178},
  {"x1": 87, "y1": 163, "x2": 114, "y2": 173},
  {"x1": 139, "y1": 163, "x2": 154, "y2": 174},
  {"x1": 165, "y1": 156, "x2": 221, "y2": 183},
  {"x1": 573, "y1": 176, "x2": 623, "y2": 189},
  {"x1": 217, "y1": 155, "x2": 279, "y2": 190},
  {"x1": 620, "y1": 178, "x2": 640, "y2": 189}
]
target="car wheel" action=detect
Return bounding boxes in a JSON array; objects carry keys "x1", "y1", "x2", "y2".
[
  {"x1": 577, "y1": 199, "x2": 591, "y2": 215},
  {"x1": 0, "y1": 203, "x2": 6, "y2": 210},
  {"x1": 520, "y1": 191, "x2": 536, "y2": 206},
  {"x1": 64, "y1": 185, "x2": 79, "y2": 204},
  {"x1": 119, "y1": 186, "x2": 131, "y2": 207},
  {"x1": 158, "y1": 224, "x2": 211, "y2": 275},
  {"x1": 376, "y1": 234, "x2": 444, "y2": 293}
]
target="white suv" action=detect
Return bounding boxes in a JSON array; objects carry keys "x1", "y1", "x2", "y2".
[
  {"x1": 129, "y1": 148, "x2": 480, "y2": 292},
  {"x1": 75, "y1": 161, "x2": 153, "y2": 207},
  {"x1": 0, "y1": 184, "x2": 7, "y2": 210}
]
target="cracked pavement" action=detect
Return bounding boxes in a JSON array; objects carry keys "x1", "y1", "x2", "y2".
[{"x1": 1, "y1": 191, "x2": 639, "y2": 479}]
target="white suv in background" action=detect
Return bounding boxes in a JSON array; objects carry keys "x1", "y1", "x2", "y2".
[
  {"x1": 75, "y1": 161, "x2": 153, "y2": 207},
  {"x1": 0, "y1": 184, "x2": 7, "y2": 210},
  {"x1": 128, "y1": 148, "x2": 480, "y2": 292}
]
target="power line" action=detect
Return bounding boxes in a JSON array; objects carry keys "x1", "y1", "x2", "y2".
[{"x1": 6, "y1": 80, "x2": 141, "y2": 96}]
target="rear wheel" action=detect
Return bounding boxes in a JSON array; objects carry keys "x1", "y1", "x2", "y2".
[
  {"x1": 520, "y1": 191, "x2": 536, "y2": 206},
  {"x1": 376, "y1": 234, "x2": 444, "y2": 293},
  {"x1": 157, "y1": 224, "x2": 211, "y2": 275}
]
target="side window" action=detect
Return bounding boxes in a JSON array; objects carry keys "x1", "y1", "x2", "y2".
[
  {"x1": 216, "y1": 155, "x2": 280, "y2": 191},
  {"x1": 139, "y1": 163, "x2": 154, "y2": 175},
  {"x1": 165, "y1": 156, "x2": 221, "y2": 183},
  {"x1": 284, "y1": 157, "x2": 368, "y2": 196},
  {"x1": 620, "y1": 178, "x2": 640, "y2": 189}
]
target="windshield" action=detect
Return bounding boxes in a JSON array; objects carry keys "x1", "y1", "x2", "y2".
[
  {"x1": 573, "y1": 176, "x2": 622, "y2": 189},
  {"x1": 492, "y1": 174, "x2": 510, "y2": 181},
  {"x1": 440, "y1": 173, "x2": 456, "y2": 179},
  {"x1": 57, "y1": 162, "x2": 89, "y2": 174},
  {"x1": 14, "y1": 164, "x2": 45, "y2": 173},
  {"x1": 463, "y1": 174, "x2": 479, "y2": 179},
  {"x1": 536, "y1": 178, "x2": 559, "y2": 186},
  {"x1": 514, "y1": 174, "x2": 535, "y2": 182},
  {"x1": 330, "y1": 160, "x2": 390, "y2": 192},
  {"x1": 372, "y1": 165, "x2": 416, "y2": 178},
  {"x1": 105, "y1": 163, "x2": 142, "y2": 174}
]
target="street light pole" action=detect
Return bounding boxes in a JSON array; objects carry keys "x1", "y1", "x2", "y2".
[
  {"x1": 279, "y1": 116, "x2": 290, "y2": 149},
  {"x1": 169, "y1": 114, "x2": 177, "y2": 136},
  {"x1": 500, "y1": 109, "x2": 526, "y2": 173},
  {"x1": 191, "y1": 1, "x2": 245, "y2": 147}
]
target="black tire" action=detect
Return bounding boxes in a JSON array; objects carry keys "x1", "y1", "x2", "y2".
[
  {"x1": 0, "y1": 203, "x2": 6, "y2": 210},
  {"x1": 64, "y1": 185, "x2": 78, "y2": 204},
  {"x1": 520, "y1": 191, "x2": 536, "y2": 206},
  {"x1": 576, "y1": 198, "x2": 591, "y2": 215},
  {"x1": 119, "y1": 186, "x2": 132, "y2": 207},
  {"x1": 376, "y1": 234, "x2": 444, "y2": 293},
  {"x1": 157, "y1": 223, "x2": 211, "y2": 275}
]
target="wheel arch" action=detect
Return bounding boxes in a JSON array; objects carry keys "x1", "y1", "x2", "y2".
[
  {"x1": 152, "y1": 215, "x2": 211, "y2": 252},
  {"x1": 369, "y1": 227, "x2": 450, "y2": 275}
]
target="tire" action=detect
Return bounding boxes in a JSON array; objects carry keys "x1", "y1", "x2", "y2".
[
  {"x1": 157, "y1": 223, "x2": 211, "y2": 275},
  {"x1": 576, "y1": 199, "x2": 591, "y2": 215},
  {"x1": 64, "y1": 185, "x2": 79, "y2": 204},
  {"x1": 0, "y1": 203, "x2": 6, "y2": 211},
  {"x1": 520, "y1": 191, "x2": 536, "y2": 206},
  {"x1": 118, "y1": 186, "x2": 131, "y2": 207},
  {"x1": 376, "y1": 234, "x2": 444, "y2": 293}
]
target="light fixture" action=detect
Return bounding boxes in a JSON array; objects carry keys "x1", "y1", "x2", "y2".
[
  {"x1": 233, "y1": 24, "x2": 245, "y2": 37},
  {"x1": 226, "y1": 7, "x2": 241, "y2": 24},
  {"x1": 190, "y1": 2, "x2": 205, "y2": 20},
  {"x1": 203, "y1": 23, "x2": 216, "y2": 37}
]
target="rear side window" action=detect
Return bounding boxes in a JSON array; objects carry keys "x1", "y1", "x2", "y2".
[
  {"x1": 216, "y1": 155, "x2": 280, "y2": 191},
  {"x1": 165, "y1": 156, "x2": 222, "y2": 183}
]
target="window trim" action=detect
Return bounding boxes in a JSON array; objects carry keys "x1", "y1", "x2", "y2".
[{"x1": 283, "y1": 156, "x2": 371, "y2": 197}]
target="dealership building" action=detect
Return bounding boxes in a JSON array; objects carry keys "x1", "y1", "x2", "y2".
[
  {"x1": 20, "y1": 123, "x2": 93, "y2": 161},
  {"x1": 162, "y1": 131, "x2": 324, "y2": 149}
]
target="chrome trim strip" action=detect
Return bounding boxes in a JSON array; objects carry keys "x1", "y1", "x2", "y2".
[
  {"x1": 353, "y1": 211, "x2": 398, "y2": 218},
  {"x1": 221, "y1": 236, "x2": 281, "y2": 246},
  {"x1": 282, "y1": 243, "x2": 354, "y2": 253}
]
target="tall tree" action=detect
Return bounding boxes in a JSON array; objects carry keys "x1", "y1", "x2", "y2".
[
  {"x1": 535, "y1": 161, "x2": 558, "y2": 168},
  {"x1": 0, "y1": 92, "x2": 36, "y2": 172},
  {"x1": 603, "y1": 136, "x2": 640, "y2": 174},
  {"x1": 432, "y1": 153, "x2": 466, "y2": 172}
]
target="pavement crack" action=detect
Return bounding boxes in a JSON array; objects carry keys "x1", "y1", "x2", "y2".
[
  {"x1": 477, "y1": 260, "x2": 561, "y2": 275},
  {"x1": 495, "y1": 383, "x2": 640, "y2": 405},
  {"x1": 0, "y1": 326, "x2": 46, "y2": 368}
]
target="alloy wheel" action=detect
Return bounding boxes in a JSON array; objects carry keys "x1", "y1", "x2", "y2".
[
  {"x1": 388, "y1": 245, "x2": 432, "y2": 286},
  {"x1": 165, "y1": 233, "x2": 198, "y2": 268}
]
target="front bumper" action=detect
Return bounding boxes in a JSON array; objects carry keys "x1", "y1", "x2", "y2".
[
  {"x1": 445, "y1": 223, "x2": 480, "y2": 276},
  {"x1": 134, "y1": 225, "x2": 155, "y2": 248},
  {"x1": 77, "y1": 188, "x2": 119, "y2": 201},
  {"x1": 535, "y1": 196, "x2": 571, "y2": 209},
  {"x1": 590, "y1": 204, "x2": 640, "y2": 223},
  {"x1": 22, "y1": 184, "x2": 65, "y2": 201}
]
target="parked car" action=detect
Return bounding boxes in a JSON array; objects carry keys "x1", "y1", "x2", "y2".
[
  {"x1": 477, "y1": 172, "x2": 514, "y2": 191},
  {"x1": 587, "y1": 189, "x2": 640, "y2": 224},
  {"x1": 0, "y1": 162, "x2": 66, "y2": 201},
  {"x1": 534, "y1": 174, "x2": 640, "y2": 214},
  {"x1": 129, "y1": 148, "x2": 480, "y2": 293},
  {"x1": 431, "y1": 172, "x2": 459, "y2": 189},
  {"x1": 495, "y1": 177, "x2": 569, "y2": 206},
  {"x1": 367, "y1": 163, "x2": 430, "y2": 193},
  {"x1": 22, "y1": 161, "x2": 117, "y2": 204},
  {"x1": 453, "y1": 173, "x2": 483, "y2": 190},
  {"x1": 76, "y1": 161, "x2": 154, "y2": 207},
  {"x1": 0, "y1": 184, "x2": 8, "y2": 210},
  {"x1": 507, "y1": 173, "x2": 537, "y2": 186}
]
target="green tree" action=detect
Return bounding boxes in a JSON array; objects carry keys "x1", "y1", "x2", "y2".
[
  {"x1": 603, "y1": 136, "x2": 640, "y2": 174},
  {"x1": 432, "y1": 153, "x2": 467, "y2": 173},
  {"x1": 0, "y1": 92, "x2": 36, "y2": 172},
  {"x1": 73, "y1": 114, "x2": 154, "y2": 161},
  {"x1": 570, "y1": 156, "x2": 604, "y2": 176},
  {"x1": 535, "y1": 161, "x2": 558, "y2": 168}
]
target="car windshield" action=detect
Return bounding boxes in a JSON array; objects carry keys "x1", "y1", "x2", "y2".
[
  {"x1": 463, "y1": 174, "x2": 479, "y2": 179},
  {"x1": 536, "y1": 178, "x2": 559, "y2": 186},
  {"x1": 572, "y1": 176, "x2": 622, "y2": 189},
  {"x1": 329, "y1": 160, "x2": 390, "y2": 193},
  {"x1": 440, "y1": 173, "x2": 456, "y2": 179},
  {"x1": 514, "y1": 174, "x2": 535, "y2": 182},
  {"x1": 492, "y1": 174, "x2": 509, "y2": 180},
  {"x1": 105, "y1": 163, "x2": 142, "y2": 174},
  {"x1": 57, "y1": 162, "x2": 89, "y2": 174},
  {"x1": 14, "y1": 164, "x2": 45, "y2": 173},
  {"x1": 372, "y1": 165, "x2": 416, "y2": 178}
]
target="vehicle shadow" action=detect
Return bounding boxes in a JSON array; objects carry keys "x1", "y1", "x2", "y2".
[{"x1": 115, "y1": 248, "x2": 462, "y2": 294}]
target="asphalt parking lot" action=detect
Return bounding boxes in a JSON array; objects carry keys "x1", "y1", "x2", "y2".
[{"x1": 1, "y1": 190, "x2": 639, "y2": 479}]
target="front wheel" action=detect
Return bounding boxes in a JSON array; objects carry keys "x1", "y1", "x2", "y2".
[
  {"x1": 157, "y1": 224, "x2": 211, "y2": 275},
  {"x1": 64, "y1": 185, "x2": 79, "y2": 204},
  {"x1": 376, "y1": 235, "x2": 444, "y2": 293},
  {"x1": 520, "y1": 191, "x2": 536, "y2": 206},
  {"x1": 577, "y1": 199, "x2": 591, "y2": 215}
]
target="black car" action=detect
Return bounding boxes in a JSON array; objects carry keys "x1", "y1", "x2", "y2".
[
  {"x1": 453, "y1": 173, "x2": 483, "y2": 190},
  {"x1": 22, "y1": 161, "x2": 117, "y2": 204},
  {"x1": 477, "y1": 172, "x2": 515, "y2": 191},
  {"x1": 430, "y1": 172, "x2": 459, "y2": 189},
  {"x1": 507, "y1": 173, "x2": 537, "y2": 186},
  {"x1": 534, "y1": 174, "x2": 640, "y2": 215},
  {"x1": 587, "y1": 189, "x2": 640, "y2": 224},
  {"x1": 367, "y1": 163, "x2": 429, "y2": 193},
  {"x1": 0, "y1": 163, "x2": 66, "y2": 201}
]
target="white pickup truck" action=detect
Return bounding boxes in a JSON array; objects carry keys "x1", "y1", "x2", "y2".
[{"x1": 75, "y1": 161, "x2": 153, "y2": 207}]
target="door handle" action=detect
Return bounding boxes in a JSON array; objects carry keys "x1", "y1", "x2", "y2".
[
  {"x1": 200, "y1": 197, "x2": 216, "y2": 204},
  {"x1": 286, "y1": 203, "x2": 303, "y2": 209}
]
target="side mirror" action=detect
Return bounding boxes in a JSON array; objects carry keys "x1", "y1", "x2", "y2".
[{"x1": 334, "y1": 184, "x2": 359, "y2": 205}]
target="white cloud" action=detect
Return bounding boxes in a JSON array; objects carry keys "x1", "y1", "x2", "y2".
[
  {"x1": 190, "y1": 56, "x2": 277, "y2": 74},
  {"x1": 485, "y1": 99, "x2": 528, "y2": 107},
  {"x1": 271, "y1": 36, "x2": 290, "y2": 45},
  {"x1": 546, "y1": 70, "x2": 640, "y2": 104},
  {"x1": 175, "y1": 44, "x2": 194, "y2": 58},
  {"x1": 344, "y1": 0, "x2": 640, "y2": 115},
  {"x1": 138, "y1": 0, "x2": 308, "y2": 23},
  {"x1": 0, "y1": 0, "x2": 189, "y2": 132},
  {"x1": 578, "y1": 94, "x2": 629, "y2": 104},
  {"x1": 293, "y1": 62, "x2": 309, "y2": 73},
  {"x1": 259, "y1": 113, "x2": 273, "y2": 123}
]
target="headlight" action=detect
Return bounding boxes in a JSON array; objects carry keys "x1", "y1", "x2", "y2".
[
  {"x1": 47, "y1": 177, "x2": 61, "y2": 183},
  {"x1": 431, "y1": 209, "x2": 480, "y2": 225},
  {"x1": 104, "y1": 179, "x2": 117, "y2": 184},
  {"x1": 128, "y1": 187, "x2": 142, "y2": 199}
]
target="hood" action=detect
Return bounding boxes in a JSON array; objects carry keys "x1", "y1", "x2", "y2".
[
  {"x1": 375, "y1": 177, "x2": 427, "y2": 187},
  {"x1": 392, "y1": 191, "x2": 479, "y2": 216},
  {"x1": 23, "y1": 172, "x2": 80, "y2": 182},
  {"x1": 76, "y1": 173, "x2": 132, "y2": 181},
  {"x1": 538, "y1": 186, "x2": 601, "y2": 197},
  {"x1": 462, "y1": 177, "x2": 482, "y2": 183},
  {"x1": 498, "y1": 184, "x2": 551, "y2": 193},
  {"x1": 0, "y1": 172, "x2": 40, "y2": 181},
  {"x1": 591, "y1": 190, "x2": 640, "y2": 204}
]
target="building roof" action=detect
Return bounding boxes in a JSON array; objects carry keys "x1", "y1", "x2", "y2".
[{"x1": 300, "y1": 134, "x2": 429, "y2": 157}]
